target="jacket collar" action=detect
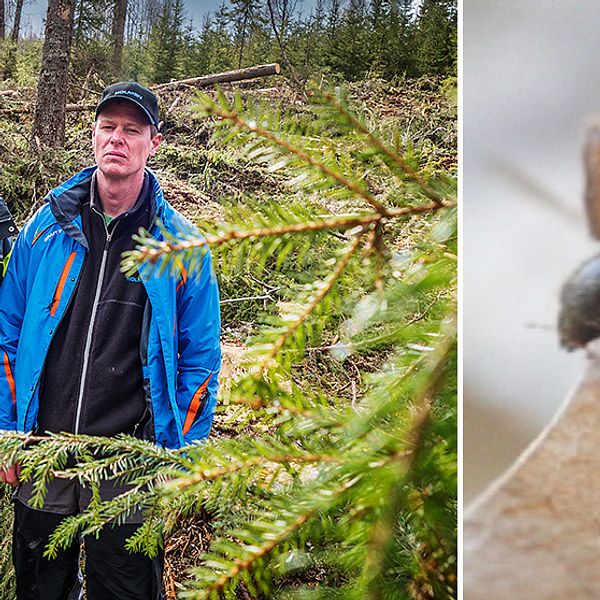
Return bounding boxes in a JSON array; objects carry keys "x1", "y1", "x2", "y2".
[{"x1": 47, "y1": 166, "x2": 164, "y2": 249}]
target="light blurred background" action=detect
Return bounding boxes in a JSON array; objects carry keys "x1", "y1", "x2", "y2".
[{"x1": 464, "y1": 1, "x2": 600, "y2": 503}]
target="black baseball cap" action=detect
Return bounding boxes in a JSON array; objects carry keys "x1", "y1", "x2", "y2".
[{"x1": 96, "y1": 81, "x2": 159, "y2": 128}]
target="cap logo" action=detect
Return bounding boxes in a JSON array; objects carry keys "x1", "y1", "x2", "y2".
[{"x1": 112, "y1": 90, "x2": 143, "y2": 100}]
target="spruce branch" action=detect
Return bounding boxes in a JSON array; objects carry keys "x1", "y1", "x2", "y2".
[
  {"x1": 167, "y1": 452, "x2": 341, "y2": 492},
  {"x1": 363, "y1": 319, "x2": 456, "y2": 599},
  {"x1": 184, "y1": 476, "x2": 363, "y2": 599},
  {"x1": 201, "y1": 98, "x2": 389, "y2": 214},
  {"x1": 320, "y1": 90, "x2": 446, "y2": 205},
  {"x1": 200, "y1": 511, "x2": 314, "y2": 598},
  {"x1": 256, "y1": 233, "x2": 364, "y2": 375},
  {"x1": 122, "y1": 202, "x2": 454, "y2": 275}
]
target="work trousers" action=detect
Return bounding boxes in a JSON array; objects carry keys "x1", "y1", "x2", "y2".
[{"x1": 12, "y1": 501, "x2": 164, "y2": 600}]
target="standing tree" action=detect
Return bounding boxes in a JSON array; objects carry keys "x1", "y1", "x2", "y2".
[
  {"x1": 11, "y1": 0, "x2": 23, "y2": 42},
  {"x1": 329, "y1": 0, "x2": 370, "y2": 80},
  {"x1": 369, "y1": 0, "x2": 386, "y2": 69},
  {"x1": 30, "y1": 0, "x2": 76, "y2": 151},
  {"x1": 2, "y1": 0, "x2": 24, "y2": 79},
  {"x1": 228, "y1": 0, "x2": 264, "y2": 68},
  {"x1": 0, "y1": 0, "x2": 5, "y2": 41},
  {"x1": 382, "y1": 0, "x2": 416, "y2": 78},
  {"x1": 265, "y1": 0, "x2": 295, "y2": 70},
  {"x1": 205, "y1": 2, "x2": 235, "y2": 73},
  {"x1": 286, "y1": 0, "x2": 325, "y2": 80},
  {"x1": 111, "y1": 0, "x2": 128, "y2": 78},
  {"x1": 147, "y1": 0, "x2": 185, "y2": 84},
  {"x1": 415, "y1": 0, "x2": 454, "y2": 75}
]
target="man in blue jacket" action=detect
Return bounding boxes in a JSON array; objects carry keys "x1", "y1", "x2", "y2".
[{"x1": 0, "y1": 82, "x2": 221, "y2": 599}]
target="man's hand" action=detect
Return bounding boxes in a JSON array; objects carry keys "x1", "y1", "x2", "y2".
[{"x1": 0, "y1": 463, "x2": 21, "y2": 487}]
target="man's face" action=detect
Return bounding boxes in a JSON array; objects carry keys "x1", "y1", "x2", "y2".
[{"x1": 92, "y1": 101, "x2": 161, "y2": 180}]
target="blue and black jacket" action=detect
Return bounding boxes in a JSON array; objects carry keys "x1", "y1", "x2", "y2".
[{"x1": 0, "y1": 166, "x2": 221, "y2": 449}]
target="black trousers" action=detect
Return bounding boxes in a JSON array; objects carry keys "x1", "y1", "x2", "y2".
[{"x1": 13, "y1": 501, "x2": 164, "y2": 600}]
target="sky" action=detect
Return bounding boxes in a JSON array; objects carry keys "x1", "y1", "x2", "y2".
[{"x1": 20, "y1": 0, "x2": 318, "y2": 37}]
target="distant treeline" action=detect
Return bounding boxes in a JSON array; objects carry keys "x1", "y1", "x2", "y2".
[{"x1": 3, "y1": 0, "x2": 456, "y2": 86}]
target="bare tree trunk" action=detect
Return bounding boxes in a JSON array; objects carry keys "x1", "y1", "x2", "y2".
[
  {"x1": 237, "y1": 12, "x2": 248, "y2": 69},
  {"x1": 11, "y1": 0, "x2": 24, "y2": 42},
  {"x1": 265, "y1": 0, "x2": 306, "y2": 92},
  {"x1": 31, "y1": 0, "x2": 76, "y2": 151},
  {"x1": 111, "y1": 0, "x2": 128, "y2": 79},
  {"x1": 0, "y1": 0, "x2": 5, "y2": 41}
]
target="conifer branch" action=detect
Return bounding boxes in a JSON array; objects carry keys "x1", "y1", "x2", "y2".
[
  {"x1": 257, "y1": 233, "x2": 364, "y2": 374},
  {"x1": 321, "y1": 90, "x2": 446, "y2": 205},
  {"x1": 228, "y1": 394, "x2": 328, "y2": 419},
  {"x1": 364, "y1": 320, "x2": 456, "y2": 598},
  {"x1": 168, "y1": 452, "x2": 341, "y2": 491},
  {"x1": 202, "y1": 511, "x2": 314, "y2": 597},
  {"x1": 202, "y1": 102, "x2": 390, "y2": 213},
  {"x1": 123, "y1": 202, "x2": 454, "y2": 271},
  {"x1": 191, "y1": 476, "x2": 362, "y2": 598}
]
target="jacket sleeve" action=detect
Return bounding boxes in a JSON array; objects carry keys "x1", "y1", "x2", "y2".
[
  {"x1": 0, "y1": 227, "x2": 31, "y2": 431},
  {"x1": 175, "y1": 243, "x2": 221, "y2": 444}
]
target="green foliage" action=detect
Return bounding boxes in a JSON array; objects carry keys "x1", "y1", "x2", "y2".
[
  {"x1": 0, "y1": 485, "x2": 15, "y2": 598},
  {"x1": 414, "y1": 0, "x2": 457, "y2": 76},
  {"x1": 0, "y1": 87, "x2": 456, "y2": 598},
  {"x1": 0, "y1": 0, "x2": 456, "y2": 92},
  {"x1": 147, "y1": 0, "x2": 186, "y2": 84},
  {"x1": 0, "y1": 111, "x2": 93, "y2": 220},
  {"x1": 0, "y1": 39, "x2": 43, "y2": 87}
]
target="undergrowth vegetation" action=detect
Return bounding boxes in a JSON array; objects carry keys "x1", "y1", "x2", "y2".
[{"x1": 0, "y1": 76, "x2": 456, "y2": 598}]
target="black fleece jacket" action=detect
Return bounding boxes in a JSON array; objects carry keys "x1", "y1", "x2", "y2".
[{"x1": 37, "y1": 174, "x2": 152, "y2": 437}]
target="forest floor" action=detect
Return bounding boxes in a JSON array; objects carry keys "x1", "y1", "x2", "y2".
[{"x1": 0, "y1": 73, "x2": 456, "y2": 598}]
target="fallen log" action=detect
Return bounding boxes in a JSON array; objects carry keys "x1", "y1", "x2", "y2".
[
  {"x1": 0, "y1": 64, "x2": 283, "y2": 116},
  {"x1": 152, "y1": 63, "x2": 281, "y2": 91},
  {"x1": 0, "y1": 63, "x2": 281, "y2": 115}
]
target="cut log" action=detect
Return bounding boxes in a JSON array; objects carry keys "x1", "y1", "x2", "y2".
[{"x1": 152, "y1": 63, "x2": 281, "y2": 91}]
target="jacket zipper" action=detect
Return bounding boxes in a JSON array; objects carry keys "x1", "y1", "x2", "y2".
[{"x1": 73, "y1": 213, "x2": 117, "y2": 434}]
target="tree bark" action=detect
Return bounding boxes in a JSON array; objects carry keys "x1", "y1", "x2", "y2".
[
  {"x1": 111, "y1": 0, "x2": 128, "y2": 79},
  {"x1": 153, "y1": 63, "x2": 281, "y2": 90},
  {"x1": 11, "y1": 0, "x2": 23, "y2": 42},
  {"x1": 0, "y1": 0, "x2": 5, "y2": 41},
  {"x1": 30, "y1": 0, "x2": 76, "y2": 151}
]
